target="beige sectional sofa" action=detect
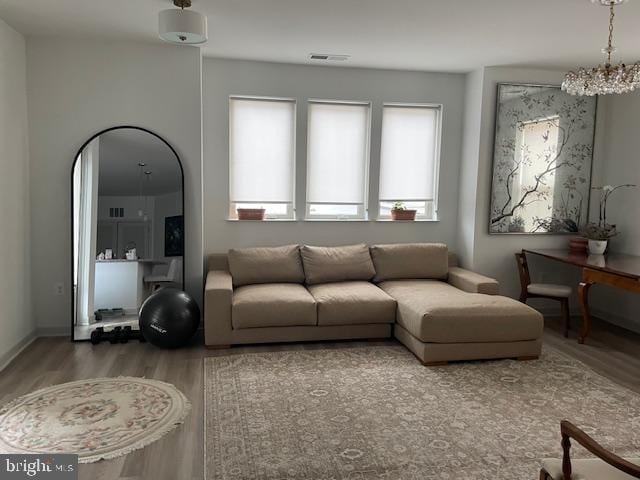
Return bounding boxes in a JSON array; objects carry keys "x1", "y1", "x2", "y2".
[{"x1": 204, "y1": 243, "x2": 544, "y2": 365}]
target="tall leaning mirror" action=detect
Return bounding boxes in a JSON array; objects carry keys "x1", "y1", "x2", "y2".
[{"x1": 71, "y1": 127, "x2": 185, "y2": 341}]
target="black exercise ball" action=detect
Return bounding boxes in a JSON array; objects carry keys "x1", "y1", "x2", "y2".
[{"x1": 139, "y1": 288, "x2": 200, "y2": 348}]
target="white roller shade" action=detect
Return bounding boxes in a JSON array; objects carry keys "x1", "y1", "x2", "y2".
[
  {"x1": 379, "y1": 105, "x2": 439, "y2": 201},
  {"x1": 307, "y1": 101, "x2": 370, "y2": 205},
  {"x1": 229, "y1": 97, "x2": 295, "y2": 203}
]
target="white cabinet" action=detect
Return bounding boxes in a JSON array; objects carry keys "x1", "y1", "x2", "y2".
[{"x1": 94, "y1": 260, "x2": 147, "y2": 314}]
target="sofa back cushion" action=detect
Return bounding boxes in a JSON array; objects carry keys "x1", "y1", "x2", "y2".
[
  {"x1": 228, "y1": 245, "x2": 305, "y2": 287},
  {"x1": 301, "y1": 244, "x2": 376, "y2": 285},
  {"x1": 370, "y1": 243, "x2": 448, "y2": 282}
]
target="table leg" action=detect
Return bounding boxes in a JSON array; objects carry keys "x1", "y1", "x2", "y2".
[{"x1": 577, "y1": 280, "x2": 593, "y2": 344}]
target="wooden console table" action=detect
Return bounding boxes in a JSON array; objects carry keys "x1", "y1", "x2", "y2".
[{"x1": 523, "y1": 249, "x2": 640, "y2": 344}]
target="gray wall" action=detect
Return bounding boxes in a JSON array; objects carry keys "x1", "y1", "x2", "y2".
[
  {"x1": 471, "y1": 67, "x2": 583, "y2": 300},
  {"x1": 26, "y1": 39, "x2": 203, "y2": 333},
  {"x1": 8, "y1": 37, "x2": 639, "y2": 343},
  {"x1": 458, "y1": 67, "x2": 583, "y2": 311},
  {"x1": 456, "y1": 68, "x2": 484, "y2": 268},
  {"x1": 203, "y1": 58, "x2": 465, "y2": 253},
  {"x1": 588, "y1": 91, "x2": 640, "y2": 332},
  {"x1": 0, "y1": 19, "x2": 34, "y2": 366},
  {"x1": 458, "y1": 66, "x2": 621, "y2": 320}
]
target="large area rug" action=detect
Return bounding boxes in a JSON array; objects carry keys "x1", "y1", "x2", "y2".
[
  {"x1": 0, "y1": 377, "x2": 190, "y2": 463},
  {"x1": 205, "y1": 346, "x2": 640, "y2": 480}
]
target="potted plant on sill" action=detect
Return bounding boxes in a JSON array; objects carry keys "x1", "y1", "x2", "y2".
[
  {"x1": 391, "y1": 201, "x2": 417, "y2": 221},
  {"x1": 581, "y1": 183, "x2": 636, "y2": 254},
  {"x1": 237, "y1": 208, "x2": 266, "y2": 221}
]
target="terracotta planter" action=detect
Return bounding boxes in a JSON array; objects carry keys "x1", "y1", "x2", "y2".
[
  {"x1": 391, "y1": 209, "x2": 417, "y2": 221},
  {"x1": 237, "y1": 208, "x2": 265, "y2": 221},
  {"x1": 568, "y1": 236, "x2": 588, "y2": 254}
]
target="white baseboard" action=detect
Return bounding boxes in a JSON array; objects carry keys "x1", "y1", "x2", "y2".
[{"x1": 0, "y1": 330, "x2": 38, "y2": 373}]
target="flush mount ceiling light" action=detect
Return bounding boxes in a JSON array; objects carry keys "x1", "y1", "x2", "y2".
[
  {"x1": 562, "y1": 0, "x2": 640, "y2": 96},
  {"x1": 159, "y1": 0, "x2": 208, "y2": 45},
  {"x1": 308, "y1": 53, "x2": 351, "y2": 62}
]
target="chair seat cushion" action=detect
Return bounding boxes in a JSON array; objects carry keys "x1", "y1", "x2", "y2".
[
  {"x1": 232, "y1": 283, "x2": 316, "y2": 329},
  {"x1": 528, "y1": 283, "x2": 572, "y2": 297},
  {"x1": 541, "y1": 457, "x2": 640, "y2": 480},
  {"x1": 307, "y1": 281, "x2": 396, "y2": 326},
  {"x1": 379, "y1": 280, "x2": 543, "y2": 343},
  {"x1": 144, "y1": 275, "x2": 171, "y2": 282}
]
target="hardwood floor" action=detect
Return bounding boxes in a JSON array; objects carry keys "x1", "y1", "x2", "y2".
[{"x1": 1, "y1": 316, "x2": 639, "y2": 480}]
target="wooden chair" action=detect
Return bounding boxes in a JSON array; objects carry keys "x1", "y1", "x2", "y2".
[
  {"x1": 540, "y1": 420, "x2": 640, "y2": 479},
  {"x1": 144, "y1": 258, "x2": 181, "y2": 292},
  {"x1": 515, "y1": 251, "x2": 572, "y2": 337}
]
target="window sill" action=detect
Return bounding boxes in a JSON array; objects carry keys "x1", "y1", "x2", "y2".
[
  {"x1": 303, "y1": 218, "x2": 370, "y2": 222},
  {"x1": 226, "y1": 218, "x2": 297, "y2": 222},
  {"x1": 225, "y1": 218, "x2": 440, "y2": 223},
  {"x1": 376, "y1": 218, "x2": 439, "y2": 222}
]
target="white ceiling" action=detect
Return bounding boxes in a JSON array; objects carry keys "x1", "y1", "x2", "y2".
[
  {"x1": 1, "y1": 0, "x2": 640, "y2": 72},
  {"x1": 94, "y1": 129, "x2": 182, "y2": 196}
]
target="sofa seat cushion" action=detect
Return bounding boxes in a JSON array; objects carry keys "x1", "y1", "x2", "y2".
[
  {"x1": 379, "y1": 280, "x2": 543, "y2": 343},
  {"x1": 232, "y1": 283, "x2": 316, "y2": 329},
  {"x1": 301, "y1": 244, "x2": 376, "y2": 285},
  {"x1": 371, "y1": 243, "x2": 449, "y2": 282},
  {"x1": 541, "y1": 457, "x2": 640, "y2": 480},
  {"x1": 228, "y1": 245, "x2": 305, "y2": 287},
  {"x1": 308, "y1": 281, "x2": 396, "y2": 326}
]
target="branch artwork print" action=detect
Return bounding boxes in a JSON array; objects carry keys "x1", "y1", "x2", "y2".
[{"x1": 489, "y1": 84, "x2": 596, "y2": 234}]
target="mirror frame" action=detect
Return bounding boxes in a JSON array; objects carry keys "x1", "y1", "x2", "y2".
[{"x1": 70, "y1": 126, "x2": 185, "y2": 341}]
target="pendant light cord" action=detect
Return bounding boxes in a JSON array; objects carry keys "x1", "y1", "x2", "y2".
[{"x1": 607, "y1": 1, "x2": 615, "y2": 65}]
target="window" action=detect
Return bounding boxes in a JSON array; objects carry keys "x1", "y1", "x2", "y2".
[
  {"x1": 378, "y1": 104, "x2": 442, "y2": 220},
  {"x1": 513, "y1": 115, "x2": 560, "y2": 232},
  {"x1": 229, "y1": 97, "x2": 296, "y2": 219},
  {"x1": 306, "y1": 100, "x2": 371, "y2": 219}
]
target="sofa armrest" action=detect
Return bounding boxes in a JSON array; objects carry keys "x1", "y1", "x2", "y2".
[
  {"x1": 204, "y1": 270, "x2": 233, "y2": 346},
  {"x1": 447, "y1": 267, "x2": 500, "y2": 295}
]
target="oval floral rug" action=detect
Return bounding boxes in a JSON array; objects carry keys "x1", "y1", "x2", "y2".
[{"x1": 0, "y1": 377, "x2": 190, "y2": 463}]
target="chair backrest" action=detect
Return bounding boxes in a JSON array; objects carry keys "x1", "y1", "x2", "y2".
[
  {"x1": 560, "y1": 420, "x2": 640, "y2": 479},
  {"x1": 166, "y1": 258, "x2": 181, "y2": 281},
  {"x1": 514, "y1": 252, "x2": 531, "y2": 294}
]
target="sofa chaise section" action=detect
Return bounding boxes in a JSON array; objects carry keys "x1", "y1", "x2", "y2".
[
  {"x1": 381, "y1": 279, "x2": 543, "y2": 365},
  {"x1": 369, "y1": 243, "x2": 543, "y2": 365}
]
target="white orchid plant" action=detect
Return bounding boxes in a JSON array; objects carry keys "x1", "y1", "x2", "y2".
[{"x1": 582, "y1": 184, "x2": 637, "y2": 240}]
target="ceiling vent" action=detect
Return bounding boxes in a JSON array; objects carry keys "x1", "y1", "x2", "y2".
[{"x1": 309, "y1": 53, "x2": 350, "y2": 62}]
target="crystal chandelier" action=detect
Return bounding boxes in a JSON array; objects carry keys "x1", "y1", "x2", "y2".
[{"x1": 562, "y1": 0, "x2": 640, "y2": 96}]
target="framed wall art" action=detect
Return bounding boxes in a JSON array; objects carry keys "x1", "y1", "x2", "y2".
[
  {"x1": 164, "y1": 215, "x2": 184, "y2": 257},
  {"x1": 489, "y1": 83, "x2": 597, "y2": 234}
]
